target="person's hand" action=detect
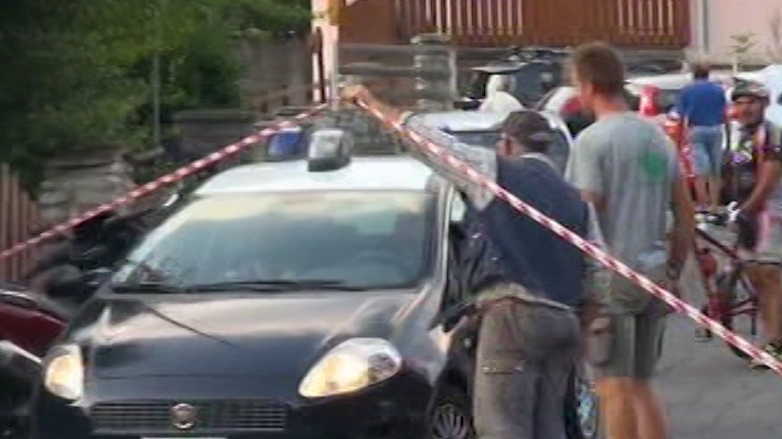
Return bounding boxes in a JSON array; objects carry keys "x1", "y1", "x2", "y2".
[
  {"x1": 659, "y1": 275, "x2": 681, "y2": 315},
  {"x1": 341, "y1": 84, "x2": 370, "y2": 104},
  {"x1": 726, "y1": 202, "x2": 744, "y2": 231}
]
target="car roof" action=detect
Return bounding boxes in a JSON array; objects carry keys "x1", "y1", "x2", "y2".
[
  {"x1": 412, "y1": 110, "x2": 567, "y2": 133},
  {"x1": 471, "y1": 62, "x2": 524, "y2": 74},
  {"x1": 194, "y1": 156, "x2": 435, "y2": 195},
  {"x1": 414, "y1": 111, "x2": 509, "y2": 131},
  {"x1": 627, "y1": 71, "x2": 735, "y2": 89}
]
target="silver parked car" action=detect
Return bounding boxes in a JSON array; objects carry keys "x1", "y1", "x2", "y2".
[{"x1": 410, "y1": 110, "x2": 574, "y2": 175}]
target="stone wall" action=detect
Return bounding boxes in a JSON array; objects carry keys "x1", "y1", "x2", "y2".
[
  {"x1": 312, "y1": 109, "x2": 404, "y2": 155},
  {"x1": 234, "y1": 37, "x2": 314, "y2": 110},
  {"x1": 172, "y1": 109, "x2": 260, "y2": 168},
  {"x1": 37, "y1": 150, "x2": 136, "y2": 227}
]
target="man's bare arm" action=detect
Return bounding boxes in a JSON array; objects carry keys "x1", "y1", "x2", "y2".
[
  {"x1": 579, "y1": 191, "x2": 606, "y2": 211},
  {"x1": 668, "y1": 176, "x2": 696, "y2": 271},
  {"x1": 580, "y1": 203, "x2": 609, "y2": 326},
  {"x1": 740, "y1": 160, "x2": 782, "y2": 214}
]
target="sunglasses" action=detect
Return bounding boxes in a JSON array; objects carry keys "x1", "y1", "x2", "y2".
[{"x1": 733, "y1": 98, "x2": 762, "y2": 105}]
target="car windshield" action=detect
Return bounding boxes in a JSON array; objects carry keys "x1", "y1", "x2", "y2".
[{"x1": 111, "y1": 191, "x2": 436, "y2": 291}]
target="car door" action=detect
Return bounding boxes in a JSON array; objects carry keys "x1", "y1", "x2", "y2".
[{"x1": 443, "y1": 190, "x2": 478, "y2": 394}]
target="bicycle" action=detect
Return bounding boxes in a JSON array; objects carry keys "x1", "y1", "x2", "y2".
[{"x1": 692, "y1": 210, "x2": 760, "y2": 359}]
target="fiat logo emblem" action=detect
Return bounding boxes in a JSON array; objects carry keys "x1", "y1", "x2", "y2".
[{"x1": 170, "y1": 403, "x2": 197, "y2": 430}]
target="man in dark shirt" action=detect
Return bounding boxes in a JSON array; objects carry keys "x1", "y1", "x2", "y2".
[
  {"x1": 343, "y1": 84, "x2": 607, "y2": 439},
  {"x1": 675, "y1": 62, "x2": 728, "y2": 210}
]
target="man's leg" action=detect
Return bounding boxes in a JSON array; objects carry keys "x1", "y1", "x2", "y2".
[
  {"x1": 690, "y1": 129, "x2": 711, "y2": 207},
  {"x1": 744, "y1": 214, "x2": 782, "y2": 368},
  {"x1": 533, "y1": 308, "x2": 580, "y2": 439},
  {"x1": 473, "y1": 301, "x2": 537, "y2": 439},
  {"x1": 747, "y1": 264, "x2": 782, "y2": 342},
  {"x1": 631, "y1": 300, "x2": 669, "y2": 439},
  {"x1": 592, "y1": 312, "x2": 640, "y2": 439}
]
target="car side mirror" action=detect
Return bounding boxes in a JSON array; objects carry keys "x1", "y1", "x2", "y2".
[
  {"x1": 162, "y1": 192, "x2": 180, "y2": 208},
  {"x1": 431, "y1": 299, "x2": 478, "y2": 332},
  {"x1": 84, "y1": 268, "x2": 113, "y2": 288},
  {"x1": 0, "y1": 341, "x2": 42, "y2": 386}
]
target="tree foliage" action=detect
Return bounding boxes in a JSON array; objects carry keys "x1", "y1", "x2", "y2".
[{"x1": 0, "y1": 0, "x2": 310, "y2": 189}]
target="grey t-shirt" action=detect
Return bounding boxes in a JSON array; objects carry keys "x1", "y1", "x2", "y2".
[{"x1": 565, "y1": 112, "x2": 679, "y2": 266}]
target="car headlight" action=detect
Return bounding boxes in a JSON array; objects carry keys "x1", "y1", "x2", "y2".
[
  {"x1": 298, "y1": 338, "x2": 402, "y2": 398},
  {"x1": 43, "y1": 345, "x2": 84, "y2": 401}
]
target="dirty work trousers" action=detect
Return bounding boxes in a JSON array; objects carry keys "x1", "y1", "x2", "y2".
[{"x1": 473, "y1": 292, "x2": 580, "y2": 439}]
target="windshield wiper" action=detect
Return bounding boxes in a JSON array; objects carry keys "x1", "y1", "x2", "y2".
[
  {"x1": 110, "y1": 281, "x2": 187, "y2": 294},
  {"x1": 185, "y1": 279, "x2": 368, "y2": 292}
]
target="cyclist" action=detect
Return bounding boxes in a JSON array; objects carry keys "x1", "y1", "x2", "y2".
[{"x1": 724, "y1": 82, "x2": 782, "y2": 368}]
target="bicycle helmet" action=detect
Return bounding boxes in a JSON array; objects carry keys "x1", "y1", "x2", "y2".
[{"x1": 730, "y1": 82, "x2": 770, "y2": 102}]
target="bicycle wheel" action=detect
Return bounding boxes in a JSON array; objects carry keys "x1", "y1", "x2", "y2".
[{"x1": 715, "y1": 272, "x2": 760, "y2": 360}]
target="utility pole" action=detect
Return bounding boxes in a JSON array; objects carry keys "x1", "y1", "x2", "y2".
[
  {"x1": 151, "y1": 0, "x2": 163, "y2": 148},
  {"x1": 327, "y1": 0, "x2": 343, "y2": 109}
]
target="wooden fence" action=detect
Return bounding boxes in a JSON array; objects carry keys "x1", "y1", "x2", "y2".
[
  {"x1": 385, "y1": 0, "x2": 691, "y2": 48},
  {"x1": 0, "y1": 164, "x2": 40, "y2": 281}
]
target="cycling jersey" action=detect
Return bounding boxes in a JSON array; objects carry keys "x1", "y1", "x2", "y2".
[
  {"x1": 724, "y1": 120, "x2": 782, "y2": 261},
  {"x1": 724, "y1": 120, "x2": 782, "y2": 214}
]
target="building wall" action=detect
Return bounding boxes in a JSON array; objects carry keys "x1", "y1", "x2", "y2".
[{"x1": 691, "y1": 0, "x2": 782, "y2": 62}]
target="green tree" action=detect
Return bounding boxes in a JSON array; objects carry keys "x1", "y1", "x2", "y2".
[{"x1": 0, "y1": 0, "x2": 311, "y2": 190}]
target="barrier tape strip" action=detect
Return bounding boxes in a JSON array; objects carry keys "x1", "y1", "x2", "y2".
[
  {"x1": 0, "y1": 104, "x2": 328, "y2": 261},
  {"x1": 355, "y1": 98, "x2": 782, "y2": 375}
]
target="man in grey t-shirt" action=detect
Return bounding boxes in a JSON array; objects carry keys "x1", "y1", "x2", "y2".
[{"x1": 565, "y1": 43, "x2": 695, "y2": 439}]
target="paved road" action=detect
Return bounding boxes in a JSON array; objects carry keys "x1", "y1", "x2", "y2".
[{"x1": 657, "y1": 257, "x2": 782, "y2": 439}]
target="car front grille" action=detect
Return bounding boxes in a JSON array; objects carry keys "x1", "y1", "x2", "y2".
[{"x1": 90, "y1": 399, "x2": 288, "y2": 434}]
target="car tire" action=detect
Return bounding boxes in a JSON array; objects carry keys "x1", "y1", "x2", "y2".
[{"x1": 428, "y1": 384, "x2": 475, "y2": 439}]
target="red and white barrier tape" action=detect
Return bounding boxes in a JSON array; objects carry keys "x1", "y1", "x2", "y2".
[
  {"x1": 0, "y1": 104, "x2": 328, "y2": 261},
  {"x1": 355, "y1": 98, "x2": 782, "y2": 375}
]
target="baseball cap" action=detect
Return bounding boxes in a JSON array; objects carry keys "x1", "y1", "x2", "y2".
[{"x1": 501, "y1": 110, "x2": 556, "y2": 145}]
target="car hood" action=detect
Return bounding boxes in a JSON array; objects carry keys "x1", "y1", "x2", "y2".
[{"x1": 84, "y1": 291, "x2": 416, "y2": 379}]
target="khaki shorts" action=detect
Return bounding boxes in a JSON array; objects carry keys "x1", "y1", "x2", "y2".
[{"x1": 588, "y1": 294, "x2": 668, "y2": 379}]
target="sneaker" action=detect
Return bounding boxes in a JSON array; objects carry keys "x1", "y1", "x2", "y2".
[
  {"x1": 694, "y1": 326, "x2": 712, "y2": 342},
  {"x1": 749, "y1": 342, "x2": 782, "y2": 370}
]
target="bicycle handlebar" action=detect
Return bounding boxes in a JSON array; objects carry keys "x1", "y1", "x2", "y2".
[{"x1": 695, "y1": 211, "x2": 730, "y2": 228}]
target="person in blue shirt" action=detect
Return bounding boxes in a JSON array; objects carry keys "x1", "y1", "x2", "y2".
[{"x1": 675, "y1": 63, "x2": 728, "y2": 210}]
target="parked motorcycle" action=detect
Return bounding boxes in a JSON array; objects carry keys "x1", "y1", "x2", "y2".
[
  {"x1": 0, "y1": 189, "x2": 185, "y2": 357},
  {"x1": 0, "y1": 341, "x2": 42, "y2": 439},
  {"x1": 0, "y1": 171, "x2": 191, "y2": 438}
]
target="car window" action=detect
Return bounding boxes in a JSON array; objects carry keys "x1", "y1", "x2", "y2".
[
  {"x1": 466, "y1": 71, "x2": 491, "y2": 99},
  {"x1": 547, "y1": 128, "x2": 571, "y2": 175},
  {"x1": 655, "y1": 88, "x2": 681, "y2": 113},
  {"x1": 623, "y1": 88, "x2": 641, "y2": 111},
  {"x1": 512, "y1": 63, "x2": 561, "y2": 107},
  {"x1": 538, "y1": 87, "x2": 576, "y2": 112},
  {"x1": 448, "y1": 126, "x2": 569, "y2": 174},
  {"x1": 112, "y1": 191, "x2": 436, "y2": 290}
]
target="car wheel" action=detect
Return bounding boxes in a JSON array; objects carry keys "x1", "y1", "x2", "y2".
[{"x1": 429, "y1": 385, "x2": 475, "y2": 439}]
